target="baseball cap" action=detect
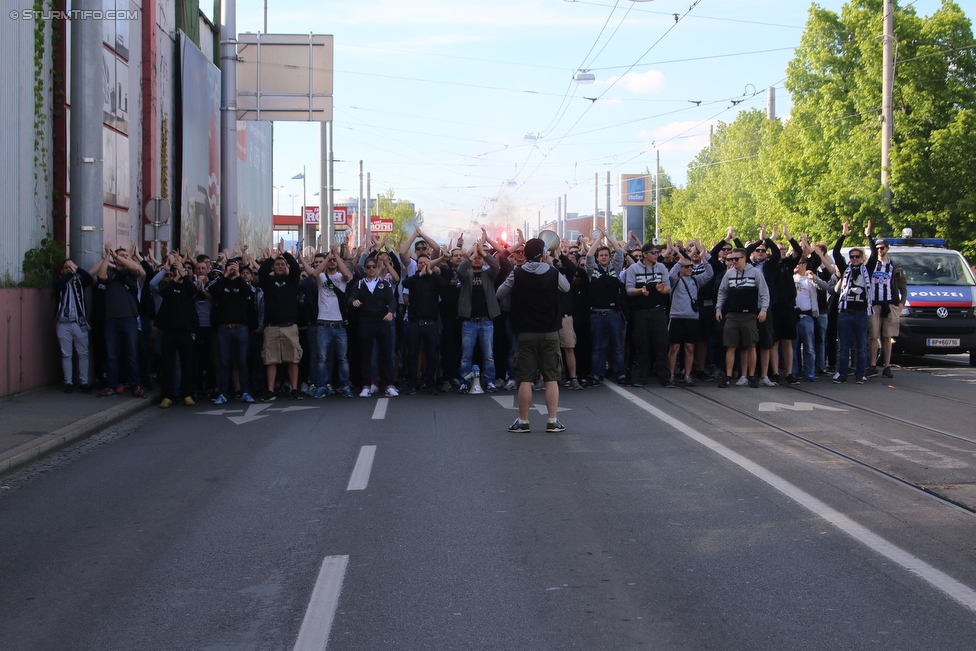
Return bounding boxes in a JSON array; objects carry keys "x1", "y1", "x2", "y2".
[{"x1": 524, "y1": 238, "x2": 545, "y2": 261}]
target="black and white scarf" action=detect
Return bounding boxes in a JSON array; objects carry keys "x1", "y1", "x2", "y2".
[{"x1": 57, "y1": 273, "x2": 89, "y2": 329}]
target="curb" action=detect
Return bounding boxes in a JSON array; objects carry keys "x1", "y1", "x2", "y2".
[{"x1": 0, "y1": 393, "x2": 158, "y2": 477}]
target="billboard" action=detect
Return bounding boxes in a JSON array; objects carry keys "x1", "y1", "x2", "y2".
[
  {"x1": 620, "y1": 174, "x2": 652, "y2": 206},
  {"x1": 178, "y1": 33, "x2": 222, "y2": 256},
  {"x1": 236, "y1": 120, "x2": 273, "y2": 251}
]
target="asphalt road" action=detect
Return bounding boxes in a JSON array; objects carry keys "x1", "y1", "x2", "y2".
[{"x1": 2, "y1": 358, "x2": 976, "y2": 650}]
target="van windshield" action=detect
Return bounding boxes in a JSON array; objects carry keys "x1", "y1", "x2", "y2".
[{"x1": 889, "y1": 251, "x2": 976, "y2": 286}]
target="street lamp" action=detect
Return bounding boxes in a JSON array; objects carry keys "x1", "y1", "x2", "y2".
[
  {"x1": 290, "y1": 193, "x2": 298, "y2": 215},
  {"x1": 275, "y1": 185, "x2": 286, "y2": 214}
]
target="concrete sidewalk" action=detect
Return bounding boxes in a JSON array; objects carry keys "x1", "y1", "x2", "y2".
[{"x1": 0, "y1": 386, "x2": 157, "y2": 476}]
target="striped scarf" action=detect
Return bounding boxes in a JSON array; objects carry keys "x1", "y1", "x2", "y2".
[
  {"x1": 57, "y1": 274, "x2": 89, "y2": 329},
  {"x1": 871, "y1": 260, "x2": 894, "y2": 303},
  {"x1": 837, "y1": 263, "x2": 872, "y2": 313}
]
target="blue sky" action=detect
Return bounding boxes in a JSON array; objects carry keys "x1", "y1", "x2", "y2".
[{"x1": 235, "y1": 0, "x2": 953, "y2": 240}]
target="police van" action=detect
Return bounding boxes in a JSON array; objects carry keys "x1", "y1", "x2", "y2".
[{"x1": 883, "y1": 236, "x2": 976, "y2": 365}]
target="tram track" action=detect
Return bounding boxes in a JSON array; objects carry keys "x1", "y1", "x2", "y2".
[{"x1": 644, "y1": 383, "x2": 976, "y2": 518}]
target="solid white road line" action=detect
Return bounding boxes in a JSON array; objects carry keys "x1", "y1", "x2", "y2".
[
  {"x1": 293, "y1": 555, "x2": 349, "y2": 651},
  {"x1": 371, "y1": 398, "x2": 389, "y2": 420},
  {"x1": 605, "y1": 382, "x2": 976, "y2": 615},
  {"x1": 347, "y1": 445, "x2": 377, "y2": 491}
]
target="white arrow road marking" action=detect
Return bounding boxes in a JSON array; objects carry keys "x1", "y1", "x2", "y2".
[
  {"x1": 293, "y1": 555, "x2": 349, "y2": 651},
  {"x1": 490, "y1": 395, "x2": 570, "y2": 415},
  {"x1": 758, "y1": 401, "x2": 848, "y2": 412},
  {"x1": 347, "y1": 445, "x2": 377, "y2": 490},
  {"x1": 197, "y1": 409, "x2": 244, "y2": 416},
  {"x1": 196, "y1": 404, "x2": 322, "y2": 425},
  {"x1": 227, "y1": 403, "x2": 273, "y2": 425}
]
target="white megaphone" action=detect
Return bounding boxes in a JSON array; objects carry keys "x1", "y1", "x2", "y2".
[{"x1": 470, "y1": 364, "x2": 484, "y2": 395}]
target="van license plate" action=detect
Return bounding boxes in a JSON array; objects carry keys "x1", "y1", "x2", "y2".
[{"x1": 927, "y1": 338, "x2": 960, "y2": 347}]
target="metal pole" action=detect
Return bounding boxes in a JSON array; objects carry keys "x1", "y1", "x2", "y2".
[
  {"x1": 563, "y1": 193, "x2": 568, "y2": 238},
  {"x1": 220, "y1": 0, "x2": 239, "y2": 251},
  {"x1": 655, "y1": 150, "x2": 661, "y2": 241},
  {"x1": 366, "y1": 172, "x2": 371, "y2": 238},
  {"x1": 593, "y1": 173, "x2": 598, "y2": 232},
  {"x1": 881, "y1": 0, "x2": 894, "y2": 209},
  {"x1": 69, "y1": 0, "x2": 104, "y2": 271},
  {"x1": 358, "y1": 160, "x2": 364, "y2": 248},
  {"x1": 302, "y1": 164, "x2": 308, "y2": 248},
  {"x1": 767, "y1": 86, "x2": 776, "y2": 120},
  {"x1": 263, "y1": 0, "x2": 267, "y2": 33},
  {"x1": 327, "y1": 120, "x2": 335, "y2": 247},
  {"x1": 605, "y1": 171, "x2": 611, "y2": 236},
  {"x1": 537, "y1": 210, "x2": 540, "y2": 237},
  {"x1": 556, "y1": 197, "x2": 561, "y2": 237}
]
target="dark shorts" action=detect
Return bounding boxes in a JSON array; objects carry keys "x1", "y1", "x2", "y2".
[
  {"x1": 668, "y1": 318, "x2": 700, "y2": 345},
  {"x1": 772, "y1": 305, "x2": 797, "y2": 341},
  {"x1": 723, "y1": 312, "x2": 759, "y2": 348},
  {"x1": 757, "y1": 313, "x2": 775, "y2": 349},
  {"x1": 698, "y1": 304, "x2": 716, "y2": 340},
  {"x1": 513, "y1": 332, "x2": 562, "y2": 383}
]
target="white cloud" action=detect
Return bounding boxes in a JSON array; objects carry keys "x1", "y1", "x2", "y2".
[{"x1": 601, "y1": 70, "x2": 667, "y2": 94}]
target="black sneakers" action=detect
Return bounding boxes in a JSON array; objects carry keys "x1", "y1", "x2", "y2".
[
  {"x1": 546, "y1": 419, "x2": 566, "y2": 433},
  {"x1": 508, "y1": 418, "x2": 531, "y2": 433}
]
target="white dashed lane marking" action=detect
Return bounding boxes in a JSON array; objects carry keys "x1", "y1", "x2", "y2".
[
  {"x1": 347, "y1": 445, "x2": 377, "y2": 491},
  {"x1": 371, "y1": 398, "x2": 389, "y2": 420}
]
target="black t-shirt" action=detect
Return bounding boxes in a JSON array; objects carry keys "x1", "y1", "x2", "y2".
[{"x1": 470, "y1": 272, "x2": 489, "y2": 318}]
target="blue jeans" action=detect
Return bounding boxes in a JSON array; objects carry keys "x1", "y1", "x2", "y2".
[
  {"x1": 815, "y1": 314, "x2": 828, "y2": 373},
  {"x1": 590, "y1": 310, "x2": 626, "y2": 380},
  {"x1": 104, "y1": 315, "x2": 140, "y2": 390},
  {"x1": 793, "y1": 314, "x2": 816, "y2": 380},
  {"x1": 837, "y1": 310, "x2": 869, "y2": 378},
  {"x1": 217, "y1": 325, "x2": 249, "y2": 396},
  {"x1": 316, "y1": 324, "x2": 350, "y2": 389},
  {"x1": 460, "y1": 319, "x2": 495, "y2": 382}
]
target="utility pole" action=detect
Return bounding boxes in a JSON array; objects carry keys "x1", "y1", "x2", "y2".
[
  {"x1": 556, "y1": 196, "x2": 561, "y2": 236},
  {"x1": 605, "y1": 171, "x2": 611, "y2": 237},
  {"x1": 655, "y1": 150, "x2": 661, "y2": 242},
  {"x1": 358, "y1": 160, "x2": 364, "y2": 248},
  {"x1": 219, "y1": 0, "x2": 239, "y2": 250},
  {"x1": 881, "y1": 0, "x2": 895, "y2": 209},
  {"x1": 593, "y1": 173, "x2": 599, "y2": 232}
]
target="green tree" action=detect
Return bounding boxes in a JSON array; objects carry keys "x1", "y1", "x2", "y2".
[
  {"x1": 662, "y1": 1, "x2": 976, "y2": 256},
  {"x1": 662, "y1": 109, "x2": 784, "y2": 242},
  {"x1": 376, "y1": 188, "x2": 424, "y2": 244},
  {"x1": 783, "y1": 0, "x2": 976, "y2": 251}
]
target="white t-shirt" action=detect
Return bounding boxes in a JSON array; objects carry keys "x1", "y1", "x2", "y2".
[{"x1": 316, "y1": 271, "x2": 348, "y2": 321}]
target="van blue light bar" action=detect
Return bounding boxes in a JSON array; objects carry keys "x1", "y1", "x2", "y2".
[{"x1": 883, "y1": 238, "x2": 946, "y2": 247}]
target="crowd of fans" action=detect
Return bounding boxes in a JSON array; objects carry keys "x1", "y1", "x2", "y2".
[{"x1": 52, "y1": 219, "x2": 907, "y2": 407}]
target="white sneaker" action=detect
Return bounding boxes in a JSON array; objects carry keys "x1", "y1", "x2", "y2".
[
  {"x1": 385, "y1": 385, "x2": 399, "y2": 397},
  {"x1": 760, "y1": 376, "x2": 778, "y2": 387},
  {"x1": 359, "y1": 387, "x2": 371, "y2": 398},
  {"x1": 368, "y1": 383, "x2": 378, "y2": 395},
  {"x1": 503, "y1": 379, "x2": 518, "y2": 391},
  {"x1": 735, "y1": 376, "x2": 749, "y2": 386}
]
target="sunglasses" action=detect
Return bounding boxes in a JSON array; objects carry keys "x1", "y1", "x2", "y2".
[
  {"x1": 727, "y1": 256, "x2": 743, "y2": 261},
  {"x1": 680, "y1": 264, "x2": 694, "y2": 268},
  {"x1": 721, "y1": 247, "x2": 732, "y2": 252},
  {"x1": 647, "y1": 250, "x2": 660, "y2": 255},
  {"x1": 364, "y1": 264, "x2": 378, "y2": 269},
  {"x1": 755, "y1": 248, "x2": 767, "y2": 253},
  {"x1": 877, "y1": 246, "x2": 888, "y2": 251},
  {"x1": 849, "y1": 254, "x2": 862, "y2": 260}
]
